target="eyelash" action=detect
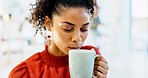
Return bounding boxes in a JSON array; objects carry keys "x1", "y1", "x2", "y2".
[
  {"x1": 64, "y1": 28, "x2": 88, "y2": 32},
  {"x1": 80, "y1": 29, "x2": 88, "y2": 32},
  {"x1": 63, "y1": 25, "x2": 88, "y2": 32},
  {"x1": 64, "y1": 29, "x2": 73, "y2": 32}
]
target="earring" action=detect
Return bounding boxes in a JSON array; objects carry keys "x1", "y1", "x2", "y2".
[
  {"x1": 46, "y1": 35, "x2": 51, "y2": 47},
  {"x1": 47, "y1": 35, "x2": 51, "y2": 38}
]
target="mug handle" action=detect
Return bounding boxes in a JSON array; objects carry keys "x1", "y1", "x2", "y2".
[
  {"x1": 91, "y1": 48, "x2": 100, "y2": 78},
  {"x1": 91, "y1": 48, "x2": 100, "y2": 59},
  {"x1": 92, "y1": 54, "x2": 99, "y2": 78},
  {"x1": 92, "y1": 75, "x2": 98, "y2": 78}
]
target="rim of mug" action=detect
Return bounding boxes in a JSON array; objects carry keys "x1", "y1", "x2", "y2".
[{"x1": 69, "y1": 49, "x2": 95, "y2": 53}]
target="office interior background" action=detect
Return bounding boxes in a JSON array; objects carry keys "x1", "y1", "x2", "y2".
[{"x1": 0, "y1": 0, "x2": 148, "y2": 78}]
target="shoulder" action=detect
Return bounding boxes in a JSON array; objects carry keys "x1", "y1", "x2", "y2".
[
  {"x1": 81, "y1": 45, "x2": 101, "y2": 55},
  {"x1": 9, "y1": 52, "x2": 42, "y2": 78},
  {"x1": 25, "y1": 52, "x2": 42, "y2": 64},
  {"x1": 9, "y1": 62, "x2": 29, "y2": 78}
]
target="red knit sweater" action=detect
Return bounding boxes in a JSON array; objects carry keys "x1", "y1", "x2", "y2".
[{"x1": 9, "y1": 45, "x2": 100, "y2": 78}]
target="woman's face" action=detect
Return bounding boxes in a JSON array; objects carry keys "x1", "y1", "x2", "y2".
[{"x1": 47, "y1": 8, "x2": 91, "y2": 56}]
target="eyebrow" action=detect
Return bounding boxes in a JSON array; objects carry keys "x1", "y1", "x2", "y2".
[
  {"x1": 83, "y1": 22, "x2": 89, "y2": 26},
  {"x1": 61, "y1": 21, "x2": 89, "y2": 26}
]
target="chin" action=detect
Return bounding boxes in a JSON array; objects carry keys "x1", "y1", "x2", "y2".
[{"x1": 64, "y1": 50, "x2": 69, "y2": 55}]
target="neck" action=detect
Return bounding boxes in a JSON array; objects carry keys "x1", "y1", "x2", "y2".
[{"x1": 47, "y1": 42, "x2": 66, "y2": 57}]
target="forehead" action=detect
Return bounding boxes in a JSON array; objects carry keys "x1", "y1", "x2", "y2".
[{"x1": 52, "y1": 7, "x2": 91, "y2": 24}]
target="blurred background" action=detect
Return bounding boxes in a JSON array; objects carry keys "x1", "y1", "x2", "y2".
[{"x1": 0, "y1": 0, "x2": 148, "y2": 78}]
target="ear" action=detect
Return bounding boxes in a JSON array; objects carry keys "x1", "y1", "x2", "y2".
[{"x1": 44, "y1": 16, "x2": 52, "y2": 31}]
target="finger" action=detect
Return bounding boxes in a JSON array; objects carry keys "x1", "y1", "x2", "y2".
[
  {"x1": 92, "y1": 75, "x2": 98, "y2": 78},
  {"x1": 94, "y1": 66, "x2": 108, "y2": 75},
  {"x1": 94, "y1": 70, "x2": 106, "y2": 78},
  {"x1": 95, "y1": 56, "x2": 108, "y2": 64},
  {"x1": 95, "y1": 55, "x2": 102, "y2": 61},
  {"x1": 98, "y1": 61, "x2": 109, "y2": 70},
  {"x1": 94, "y1": 60, "x2": 99, "y2": 65},
  {"x1": 100, "y1": 57, "x2": 108, "y2": 64}
]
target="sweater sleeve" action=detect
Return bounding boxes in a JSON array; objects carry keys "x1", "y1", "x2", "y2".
[
  {"x1": 9, "y1": 62, "x2": 30, "y2": 78},
  {"x1": 81, "y1": 45, "x2": 101, "y2": 55}
]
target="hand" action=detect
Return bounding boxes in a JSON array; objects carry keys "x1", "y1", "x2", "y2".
[{"x1": 93, "y1": 55, "x2": 109, "y2": 78}]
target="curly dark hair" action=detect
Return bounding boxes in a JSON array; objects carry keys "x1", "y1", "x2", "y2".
[{"x1": 29, "y1": 0, "x2": 96, "y2": 37}]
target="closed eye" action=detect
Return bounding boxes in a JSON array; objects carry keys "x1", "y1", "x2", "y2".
[
  {"x1": 64, "y1": 28, "x2": 73, "y2": 32},
  {"x1": 62, "y1": 25, "x2": 74, "y2": 32},
  {"x1": 80, "y1": 24, "x2": 89, "y2": 32}
]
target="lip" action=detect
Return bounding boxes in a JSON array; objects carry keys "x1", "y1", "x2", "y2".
[{"x1": 68, "y1": 46, "x2": 81, "y2": 49}]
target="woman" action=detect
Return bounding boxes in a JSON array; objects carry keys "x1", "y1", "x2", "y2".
[{"x1": 9, "y1": 0, "x2": 109, "y2": 78}]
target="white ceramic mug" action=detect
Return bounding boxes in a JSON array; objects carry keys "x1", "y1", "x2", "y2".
[{"x1": 69, "y1": 49, "x2": 98, "y2": 78}]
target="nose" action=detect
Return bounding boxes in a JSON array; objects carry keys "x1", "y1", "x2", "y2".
[{"x1": 72, "y1": 31, "x2": 82, "y2": 43}]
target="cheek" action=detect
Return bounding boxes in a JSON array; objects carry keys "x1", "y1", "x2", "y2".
[{"x1": 53, "y1": 30, "x2": 69, "y2": 44}]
